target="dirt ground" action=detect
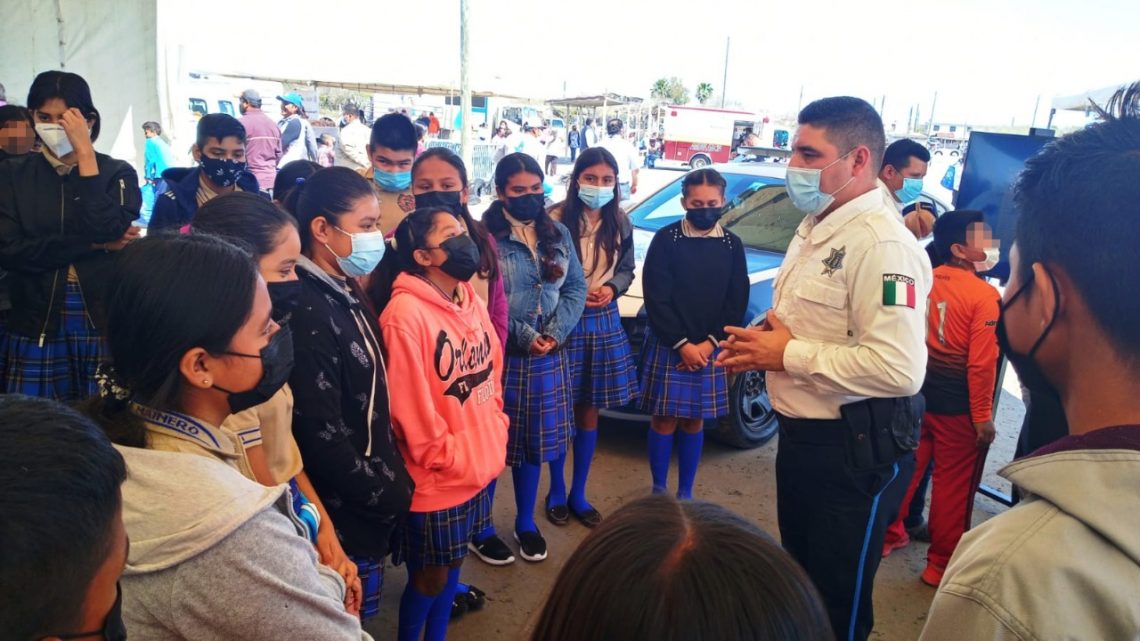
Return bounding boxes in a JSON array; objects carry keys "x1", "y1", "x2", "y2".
[{"x1": 363, "y1": 385, "x2": 1026, "y2": 641}]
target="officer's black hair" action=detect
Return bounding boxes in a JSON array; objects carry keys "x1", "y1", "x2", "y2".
[
  {"x1": 1014, "y1": 80, "x2": 1140, "y2": 357},
  {"x1": 0, "y1": 395, "x2": 127, "y2": 641},
  {"x1": 530, "y1": 495, "x2": 834, "y2": 641},
  {"x1": 369, "y1": 112, "x2": 418, "y2": 152},
  {"x1": 882, "y1": 138, "x2": 931, "y2": 172},
  {"x1": 798, "y1": 96, "x2": 886, "y2": 169},
  {"x1": 932, "y1": 209, "x2": 985, "y2": 263},
  {"x1": 196, "y1": 112, "x2": 246, "y2": 150}
]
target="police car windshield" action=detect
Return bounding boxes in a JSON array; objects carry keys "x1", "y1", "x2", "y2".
[{"x1": 629, "y1": 174, "x2": 801, "y2": 255}]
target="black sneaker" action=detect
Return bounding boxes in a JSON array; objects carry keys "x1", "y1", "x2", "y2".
[
  {"x1": 907, "y1": 522, "x2": 932, "y2": 543},
  {"x1": 514, "y1": 529, "x2": 548, "y2": 562},
  {"x1": 468, "y1": 535, "x2": 516, "y2": 566}
]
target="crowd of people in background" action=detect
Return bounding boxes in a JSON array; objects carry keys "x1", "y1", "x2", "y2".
[{"x1": 1, "y1": 67, "x2": 1139, "y2": 641}]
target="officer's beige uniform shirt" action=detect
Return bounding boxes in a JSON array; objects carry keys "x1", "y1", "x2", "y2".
[{"x1": 768, "y1": 188, "x2": 932, "y2": 419}]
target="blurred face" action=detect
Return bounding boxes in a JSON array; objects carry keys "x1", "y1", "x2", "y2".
[
  {"x1": 0, "y1": 118, "x2": 35, "y2": 155},
  {"x1": 311, "y1": 194, "x2": 381, "y2": 265},
  {"x1": 368, "y1": 145, "x2": 415, "y2": 173},
  {"x1": 790, "y1": 124, "x2": 864, "y2": 197},
  {"x1": 412, "y1": 156, "x2": 468, "y2": 204},
  {"x1": 280, "y1": 101, "x2": 298, "y2": 117},
  {"x1": 952, "y1": 221, "x2": 996, "y2": 263},
  {"x1": 259, "y1": 225, "x2": 302, "y2": 283},
  {"x1": 682, "y1": 183, "x2": 724, "y2": 209},
  {"x1": 194, "y1": 136, "x2": 246, "y2": 162}
]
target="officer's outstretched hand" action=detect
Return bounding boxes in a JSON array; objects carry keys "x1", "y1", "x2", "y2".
[{"x1": 715, "y1": 312, "x2": 794, "y2": 374}]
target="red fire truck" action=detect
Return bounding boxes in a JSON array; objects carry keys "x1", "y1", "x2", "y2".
[{"x1": 657, "y1": 105, "x2": 759, "y2": 169}]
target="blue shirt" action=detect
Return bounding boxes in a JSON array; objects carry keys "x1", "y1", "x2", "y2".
[{"x1": 144, "y1": 136, "x2": 177, "y2": 181}]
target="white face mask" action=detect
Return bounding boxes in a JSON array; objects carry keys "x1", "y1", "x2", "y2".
[
  {"x1": 35, "y1": 123, "x2": 74, "y2": 158},
  {"x1": 973, "y1": 247, "x2": 1000, "y2": 272}
]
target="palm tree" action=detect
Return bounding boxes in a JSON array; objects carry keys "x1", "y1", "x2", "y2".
[
  {"x1": 696, "y1": 83, "x2": 714, "y2": 105},
  {"x1": 651, "y1": 78, "x2": 671, "y2": 103}
]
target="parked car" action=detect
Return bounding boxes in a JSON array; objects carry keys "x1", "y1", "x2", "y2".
[{"x1": 605, "y1": 163, "x2": 950, "y2": 449}]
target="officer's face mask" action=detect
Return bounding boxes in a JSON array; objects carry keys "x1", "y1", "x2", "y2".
[{"x1": 785, "y1": 149, "x2": 856, "y2": 216}]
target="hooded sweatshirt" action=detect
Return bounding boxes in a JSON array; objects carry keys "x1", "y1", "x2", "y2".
[
  {"x1": 919, "y1": 432, "x2": 1140, "y2": 641},
  {"x1": 380, "y1": 272, "x2": 509, "y2": 512},
  {"x1": 116, "y1": 445, "x2": 370, "y2": 641}
]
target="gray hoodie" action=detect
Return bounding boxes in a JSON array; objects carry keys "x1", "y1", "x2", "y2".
[{"x1": 117, "y1": 445, "x2": 371, "y2": 640}]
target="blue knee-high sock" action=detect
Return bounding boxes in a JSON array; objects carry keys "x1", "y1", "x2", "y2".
[
  {"x1": 568, "y1": 428, "x2": 598, "y2": 513},
  {"x1": 676, "y1": 429, "x2": 704, "y2": 500},
  {"x1": 513, "y1": 463, "x2": 541, "y2": 533},
  {"x1": 547, "y1": 454, "x2": 568, "y2": 508},
  {"x1": 398, "y1": 568, "x2": 436, "y2": 641},
  {"x1": 647, "y1": 430, "x2": 674, "y2": 494},
  {"x1": 424, "y1": 567, "x2": 461, "y2": 641},
  {"x1": 473, "y1": 479, "x2": 498, "y2": 543}
]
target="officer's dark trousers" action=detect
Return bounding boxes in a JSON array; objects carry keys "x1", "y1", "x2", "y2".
[{"x1": 776, "y1": 415, "x2": 915, "y2": 641}]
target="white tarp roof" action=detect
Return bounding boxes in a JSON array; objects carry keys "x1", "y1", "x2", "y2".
[{"x1": 1051, "y1": 83, "x2": 1129, "y2": 112}]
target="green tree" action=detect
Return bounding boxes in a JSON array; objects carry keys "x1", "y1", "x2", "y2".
[
  {"x1": 650, "y1": 77, "x2": 690, "y2": 105},
  {"x1": 696, "y1": 82, "x2": 714, "y2": 104}
]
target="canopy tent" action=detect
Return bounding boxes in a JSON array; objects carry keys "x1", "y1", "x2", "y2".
[
  {"x1": 546, "y1": 93, "x2": 645, "y2": 108},
  {"x1": 1048, "y1": 82, "x2": 1129, "y2": 127}
]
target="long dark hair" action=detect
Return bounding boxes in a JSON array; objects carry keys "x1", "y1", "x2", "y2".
[
  {"x1": 484, "y1": 152, "x2": 565, "y2": 282},
  {"x1": 410, "y1": 147, "x2": 498, "y2": 280},
  {"x1": 530, "y1": 495, "x2": 834, "y2": 641},
  {"x1": 282, "y1": 166, "x2": 376, "y2": 253},
  {"x1": 558, "y1": 147, "x2": 624, "y2": 276},
  {"x1": 273, "y1": 159, "x2": 322, "y2": 204},
  {"x1": 192, "y1": 192, "x2": 298, "y2": 258},
  {"x1": 82, "y1": 234, "x2": 259, "y2": 448},
  {"x1": 26, "y1": 71, "x2": 101, "y2": 142}
]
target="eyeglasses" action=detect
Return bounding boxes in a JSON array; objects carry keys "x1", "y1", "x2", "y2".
[{"x1": 43, "y1": 583, "x2": 126, "y2": 641}]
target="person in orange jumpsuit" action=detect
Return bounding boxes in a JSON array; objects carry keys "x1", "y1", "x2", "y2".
[{"x1": 882, "y1": 209, "x2": 1001, "y2": 587}]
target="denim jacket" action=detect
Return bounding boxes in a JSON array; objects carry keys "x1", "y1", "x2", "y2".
[{"x1": 496, "y1": 220, "x2": 587, "y2": 352}]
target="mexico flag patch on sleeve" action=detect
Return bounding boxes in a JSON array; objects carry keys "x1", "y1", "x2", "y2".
[{"x1": 882, "y1": 274, "x2": 916, "y2": 308}]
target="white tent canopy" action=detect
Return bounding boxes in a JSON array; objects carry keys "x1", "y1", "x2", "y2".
[{"x1": 1051, "y1": 83, "x2": 1128, "y2": 113}]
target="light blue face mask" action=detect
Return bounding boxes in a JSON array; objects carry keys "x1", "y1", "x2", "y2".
[
  {"x1": 785, "y1": 149, "x2": 856, "y2": 216},
  {"x1": 327, "y1": 226, "x2": 386, "y2": 277},
  {"x1": 894, "y1": 177, "x2": 924, "y2": 204},
  {"x1": 577, "y1": 183, "x2": 615, "y2": 210},
  {"x1": 373, "y1": 168, "x2": 412, "y2": 192}
]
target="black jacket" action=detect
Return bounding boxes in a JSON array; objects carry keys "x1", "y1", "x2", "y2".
[
  {"x1": 149, "y1": 165, "x2": 263, "y2": 232},
  {"x1": 288, "y1": 257, "x2": 413, "y2": 559},
  {"x1": 0, "y1": 152, "x2": 140, "y2": 338}
]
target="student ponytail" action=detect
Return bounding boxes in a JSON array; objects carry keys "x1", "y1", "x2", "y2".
[{"x1": 368, "y1": 209, "x2": 452, "y2": 313}]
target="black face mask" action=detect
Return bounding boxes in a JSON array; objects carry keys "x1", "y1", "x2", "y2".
[
  {"x1": 996, "y1": 269, "x2": 1061, "y2": 403},
  {"x1": 267, "y1": 280, "x2": 302, "y2": 324},
  {"x1": 214, "y1": 325, "x2": 295, "y2": 413},
  {"x1": 505, "y1": 193, "x2": 545, "y2": 222},
  {"x1": 431, "y1": 234, "x2": 481, "y2": 281},
  {"x1": 54, "y1": 582, "x2": 127, "y2": 641},
  {"x1": 685, "y1": 207, "x2": 722, "y2": 231},
  {"x1": 415, "y1": 190, "x2": 463, "y2": 215}
]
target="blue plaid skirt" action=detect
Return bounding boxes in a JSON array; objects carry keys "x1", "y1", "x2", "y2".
[
  {"x1": 351, "y1": 557, "x2": 385, "y2": 620},
  {"x1": 638, "y1": 329, "x2": 730, "y2": 419},
  {"x1": 504, "y1": 350, "x2": 573, "y2": 466},
  {"x1": 565, "y1": 302, "x2": 639, "y2": 408},
  {"x1": 0, "y1": 282, "x2": 106, "y2": 401},
  {"x1": 403, "y1": 487, "x2": 492, "y2": 568}
]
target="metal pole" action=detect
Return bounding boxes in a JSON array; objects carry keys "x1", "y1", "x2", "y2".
[
  {"x1": 927, "y1": 91, "x2": 938, "y2": 136},
  {"x1": 906, "y1": 105, "x2": 913, "y2": 135},
  {"x1": 797, "y1": 85, "x2": 804, "y2": 114},
  {"x1": 720, "y1": 37, "x2": 730, "y2": 108},
  {"x1": 1031, "y1": 94, "x2": 1041, "y2": 128},
  {"x1": 459, "y1": 0, "x2": 473, "y2": 175}
]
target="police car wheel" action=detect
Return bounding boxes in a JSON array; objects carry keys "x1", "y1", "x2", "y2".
[{"x1": 707, "y1": 369, "x2": 779, "y2": 449}]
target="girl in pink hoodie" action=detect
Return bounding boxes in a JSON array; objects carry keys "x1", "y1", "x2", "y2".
[{"x1": 380, "y1": 208, "x2": 509, "y2": 641}]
